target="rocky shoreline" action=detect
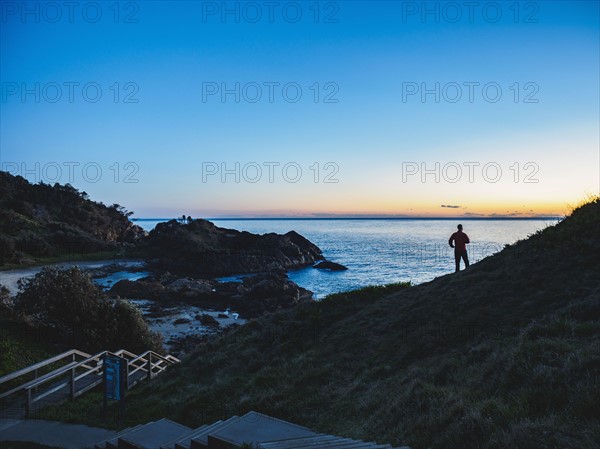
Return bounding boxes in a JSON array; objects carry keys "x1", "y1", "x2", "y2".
[
  {"x1": 107, "y1": 269, "x2": 313, "y2": 318},
  {"x1": 1, "y1": 259, "x2": 317, "y2": 357},
  {"x1": 1, "y1": 255, "x2": 330, "y2": 356},
  {"x1": 124, "y1": 298, "x2": 245, "y2": 357},
  {"x1": 92, "y1": 263, "x2": 315, "y2": 355},
  {"x1": 0, "y1": 173, "x2": 350, "y2": 355}
]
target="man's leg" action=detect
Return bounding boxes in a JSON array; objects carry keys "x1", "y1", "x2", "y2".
[
  {"x1": 462, "y1": 251, "x2": 470, "y2": 269},
  {"x1": 454, "y1": 250, "x2": 461, "y2": 272}
]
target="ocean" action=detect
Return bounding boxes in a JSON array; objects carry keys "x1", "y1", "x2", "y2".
[{"x1": 133, "y1": 218, "x2": 558, "y2": 299}]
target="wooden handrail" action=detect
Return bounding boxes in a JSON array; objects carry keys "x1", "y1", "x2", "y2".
[
  {"x1": 113, "y1": 349, "x2": 138, "y2": 360},
  {"x1": 1, "y1": 347, "x2": 180, "y2": 416},
  {"x1": 129, "y1": 350, "x2": 152, "y2": 365},
  {"x1": 127, "y1": 351, "x2": 178, "y2": 378},
  {"x1": 24, "y1": 350, "x2": 108, "y2": 390},
  {"x1": 0, "y1": 362, "x2": 79, "y2": 400},
  {"x1": 0, "y1": 349, "x2": 90, "y2": 385},
  {"x1": 130, "y1": 350, "x2": 180, "y2": 365}
]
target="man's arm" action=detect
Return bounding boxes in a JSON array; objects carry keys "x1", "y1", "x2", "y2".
[
  {"x1": 448, "y1": 234, "x2": 455, "y2": 248},
  {"x1": 465, "y1": 234, "x2": 470, "y2": 244}
]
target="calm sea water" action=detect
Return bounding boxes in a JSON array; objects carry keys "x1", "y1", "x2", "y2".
[{"x1": 133, "y1": 218, "x2": 557, "y2": 299}]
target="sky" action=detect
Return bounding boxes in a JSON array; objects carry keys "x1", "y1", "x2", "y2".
[{"x1": 1, "y1": 0, "x2": 599, "y2": 218}]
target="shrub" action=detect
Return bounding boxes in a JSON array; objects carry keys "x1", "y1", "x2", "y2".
[
  {"x1": 0, "y1": 285, "x2": 12, "y2": 310},
  {"x1": 15, "y1": 267, "x2": 162, "y2": 354},
  {"x1": 102, "y1": 299, "x2": 163, "y2": 354}
]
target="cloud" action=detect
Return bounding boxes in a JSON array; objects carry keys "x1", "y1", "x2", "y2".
[{"x1": 441, "y1": 204, "x2": 462, "y2": 209}]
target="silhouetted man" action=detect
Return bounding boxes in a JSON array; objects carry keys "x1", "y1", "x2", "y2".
[{"x1": 449, "y1": 224, "x2": 470, "y2": 272}]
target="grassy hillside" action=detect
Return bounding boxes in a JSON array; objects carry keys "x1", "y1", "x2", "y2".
[
  {"x1": 0, "y1": 316, "x2": 60, "y2": 377},
  {"x1": 40, "y1": 198, "x2": 600, "y2": 448}
]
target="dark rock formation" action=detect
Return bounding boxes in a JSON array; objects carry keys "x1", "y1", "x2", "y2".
[
  {"x1": 166, "y1": 278, "x2": 214, "y2": 297},
  {"x1": 313, "y1": 261, "x2": 348, "y2": 271},
  {"x1": 108, "y1": 271, "x2": 313, "y2": 318},
  {"x1": 144, "y1": 218, "x2": 324, "y2": 276},
  {"x1": 109, "y1": 279, "x2": 168, "y2": 301},
  {"x1": 197, "y1": 314, "x2": 220, "y2": 327},
  {"x1": 230, "y1": 271, "x2": 313, "y2": 317}
]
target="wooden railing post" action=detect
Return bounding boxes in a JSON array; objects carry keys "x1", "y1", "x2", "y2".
[
  {"x1": 146, "y1": 353, "x2": 152, "y2": 381},
  {"x1": 26, "y1": 389, "x2": 31, "y2": 418},
  {"x1": 70, "y1": 367, "x2": 75, "y2": 400},
  {"x1": 125, "y1": 359, "x2": 130, "y2": 390}
]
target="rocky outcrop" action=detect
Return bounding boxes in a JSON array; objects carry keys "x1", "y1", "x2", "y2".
[
  {"x1": 144, "y1": 219, "x2": 324, "y2": 276},
  {"x1": 121, "y1": 222, "x2": 148, "y2": 243},
  {"x1": 108, "y1": 271, "x2": 313, "y2": 318},
  {"x1": 109, "y1": 278, "x2": 167, "y2": 301},
  {"x1": 229, "y1": 271, "x2": 313, "y2": 317},
  {"x1": 313, "y1": 261, "x2": 348, "y2": 271},
  {"x1": 197, "y1": 314, "x2": 220, "y2": 327},
  {"x1": 166, "y1": 278, "x2": 214, "y2": 296}
]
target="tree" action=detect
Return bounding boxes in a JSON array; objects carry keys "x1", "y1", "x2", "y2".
[
  {"x1": 102, "y1": 300, "x2": 162, "y2": 354},
  {"x1": 15, "y1": 268, "x2": 162, "y2": 353},
  {"x1": 16, "y1": 267, "x2": 104, "y2": 348}
]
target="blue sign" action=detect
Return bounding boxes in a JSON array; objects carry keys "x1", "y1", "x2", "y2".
[{"x1": 104, "y1": 355, "x2": 122, "y2": 401}]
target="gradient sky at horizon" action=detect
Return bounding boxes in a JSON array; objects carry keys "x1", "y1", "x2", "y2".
[{"x1": 1, "y1": 1, "x2": 598, "y2": 218}]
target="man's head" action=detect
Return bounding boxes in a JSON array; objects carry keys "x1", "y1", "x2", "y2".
[{"x1": 457, "y1": 224, "x2": 463, "y2": 231}]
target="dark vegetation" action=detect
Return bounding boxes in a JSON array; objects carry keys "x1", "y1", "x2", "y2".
[
  {"x1": 0, "y1": 315, "x2": 57, "y2": 377},
  {"x1": 0, "y1": 312, "x2": 71, "y2": 411},
  {"x1": 40, "y1": 198, "x2": 600, "y2": 448},
  {"x1": 11, "y1": 267, "x2": 162, "y2": 355},
  {"x1": 0, "y1": 172, "x2": 145, "y2": 267}
]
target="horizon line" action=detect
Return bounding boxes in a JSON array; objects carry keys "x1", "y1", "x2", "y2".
[{"x1": 132, "y1": 216, "x2": 562, "y2": 221}]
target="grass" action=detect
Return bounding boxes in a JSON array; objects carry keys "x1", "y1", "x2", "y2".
[
  {"x1": 0, "y1": 248, "x2": 147, "y2": 271},
  {"x1": 0, "y1": 314, "x2": 69, "y2": 414},
  {"x1": 20, "y1": 198, "x2": 600, "y2": 448},
  {"x1": 35, "y1": 390, "x2": 114, "y2": 428},
  {"x1": 0, "y1": 316, "x2": 61, "y2": 377}
]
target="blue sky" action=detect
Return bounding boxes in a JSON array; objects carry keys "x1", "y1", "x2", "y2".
[{"x1": 1, "y1": 1, "x2": 598, "y2": 217}]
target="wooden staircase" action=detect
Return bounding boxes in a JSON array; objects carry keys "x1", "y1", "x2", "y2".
[
  {"x1": 94, "y1": 411, "x2": 411, "y2": 449},
  {"x1": 0, "y1": 349, "x2": 180, "y2": 419},
  {"x1": 2, "y1": 361, "x2": 411, "y2": 448}
]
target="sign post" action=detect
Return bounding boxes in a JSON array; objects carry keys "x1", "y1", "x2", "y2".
[{"x1": 103, "y1": 354, "x2": 126, "y2": 423}]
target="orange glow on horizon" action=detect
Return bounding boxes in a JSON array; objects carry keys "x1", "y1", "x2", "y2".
[{"x1": 183, "y1": 201, "x2": 569, "y2": 218}]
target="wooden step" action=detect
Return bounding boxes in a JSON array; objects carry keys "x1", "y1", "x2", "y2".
[
  {"x1": 189, "y1": 416, "x2": 240, "y2": 448},
  {"x1": 258, "y1": 435, "x2": 392, "y2": 449},
  {"x1": 90, "y1": 411, "x2": 411, "y2": 449},
  {"x1": 205, "y1": 411, "x2": 319, "y2": 448},
  {"x1": 160, "y1": 423, "x2": 209, "y2": 449},
  {"x1": 95, "y1": 424, "x2": 147, "y2": 449},
  {"x1": 118, "y1": 418, "x2": 192, "y2": 449}
]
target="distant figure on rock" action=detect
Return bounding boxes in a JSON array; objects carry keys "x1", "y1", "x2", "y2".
[{"x1": 448, "y1": 224, "x2": 470, "y2": 272}]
